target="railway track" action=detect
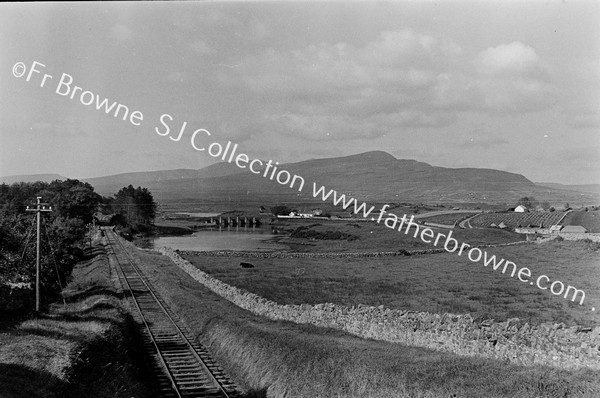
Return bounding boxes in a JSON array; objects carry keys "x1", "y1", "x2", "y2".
[{"x1": 103, "y1": 227, "x2": 240, "y2": 398}]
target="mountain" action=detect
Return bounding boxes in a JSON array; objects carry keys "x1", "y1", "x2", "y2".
[
  {"x1": 536, "y1": 182, "x2": 600, "y2": 194},
  {"x1": 7, "y1": 152, "x2": 596, "y2": 206},
  {"x1": 73, "y1": 150, "x2": 599, "y2": 206},
  {"x1": 84, "y1": 163, "x2": 242, "y2": 195},
  {"x1": 0, "y1": 173, "x2": 67, "y2": 184}
]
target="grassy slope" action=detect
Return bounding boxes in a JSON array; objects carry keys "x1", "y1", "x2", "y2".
[
  {"x1": 183, "y1": 239, "x2": 600, "y2": 327},
  {"x1": 562, "y1": 209, "x2": 600, "y2": 232},
  {"x1": 273, "y1": 220, "x2": 525, "y2": 252},
  {"x1": 126, "y1": 242, "x2": 600, "y2": 398},
  {"x1": 0, "y1": 243, "x2": 155, "y2": 398}
]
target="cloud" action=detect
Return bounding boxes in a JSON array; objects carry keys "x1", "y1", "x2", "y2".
[
  {"x1": 213, "y1": 31, "x2": 559, "y2": 142},
  {"x1": 230, "y1": 29, "x2": 466, "y2": 140},
  {"x1": 474, "y1": 76, "x2": 557, "y2": 113},
  {"x1": 363, "y1": 29, "x2": 463, "y2": 67},
  {"x1": 477, "y1": 42, "x2": 540, "y2": 76}
]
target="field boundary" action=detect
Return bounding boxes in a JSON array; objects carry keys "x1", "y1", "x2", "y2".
[
  {"x1": 174, "y1": 239, "x2": 530, "y2": 259},
  {"x1": 159, "y1": 247, "x2": 600, "y2": 371}
]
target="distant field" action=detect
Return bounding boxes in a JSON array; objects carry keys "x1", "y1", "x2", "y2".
[
  {"x1": 562, "y1": 209, "x2": 600, "y2": 233},
  {"x1": 418, "y1": 212, "x2": 480, "y2": 226},
  {"x1": 469, "y1": 211, "x2": 567, "y2": 229},
  {"x1": 273, "y1": 219, "x2": 525, "y2": 252},
  {"x1": 183, "y1": 239, "x2": 600, "y2": 326}
]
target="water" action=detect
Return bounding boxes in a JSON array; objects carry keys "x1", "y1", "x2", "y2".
[
  {"x1": 173, "y1": 212, "x2": 221, "y2": 218},
  {"x1": 149, "y1": 226, "x2": 288, "y2": 251}
]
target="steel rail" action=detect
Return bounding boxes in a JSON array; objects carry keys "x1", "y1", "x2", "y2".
[{"x1": 104, "y1": 227, "x2": 237, "y2": 398}]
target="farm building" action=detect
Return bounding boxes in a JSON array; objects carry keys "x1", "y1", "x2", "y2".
[
  {"x1": 297, "y1": 210, "x2": 314, "y2": 218},
  {"x1": 514, "y1": 205, "x2": 528, "y2": 213},
  {"x1": 561, "y1": 225, "x2": 587, "y2": 233}
]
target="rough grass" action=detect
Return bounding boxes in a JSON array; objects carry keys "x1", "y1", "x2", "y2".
[
  {"x1": 562, "y1": 209, "x2": 600, "y2": 232},
  {"x1": 123, "y1": 241, "x2": 600, "y2": 397},
  {"x1": 275, "y1": 220, "x2": 524, "y2": 252},
  {"x1": 0, "y1": 242, "x2": 155, "y2": 398},
  {"x1": 417, "y1": 212, "x2": 479, "y2": 225},
  {"x1": 183, "y1": 239, "x2": 600, "y2": 327}
]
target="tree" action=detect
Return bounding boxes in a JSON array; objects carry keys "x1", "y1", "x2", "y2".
[
  {"x1": 0, "y1": 179, "x2": 100, "y2": 309},
  {"x1": 111, "y1": 185, "x2": 156, "y2": 227},
  {"x1": 517, "y1": 196, "x2": 538, "y2": 209},
  {"x1": 270, "y1": 205, "x2": 291, "y2": 216},
  {"x1": 47, "y1": 179, "x2": 101, "y2": 223}
]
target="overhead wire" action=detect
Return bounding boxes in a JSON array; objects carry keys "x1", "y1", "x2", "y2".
[{"x1": 42, "y1": 217, "x2": 66, "y2": 306}]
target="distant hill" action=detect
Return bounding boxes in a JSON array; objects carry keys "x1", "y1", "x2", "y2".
[
  {"x1": 8, "y1": 152, "x2": 596, "y2": 206},
  {"x1": 0, "y1": 173, "x2": 67, "y2": 184},
  {"x1": 75, "y1": 151, "x2": 600, "y2": 206},
  {"x1": 84, "y1": 163, "x2": 242, "y2": 195},
  {"x1": 536, "y1": 182, "x2": 600, "y2": 194}
]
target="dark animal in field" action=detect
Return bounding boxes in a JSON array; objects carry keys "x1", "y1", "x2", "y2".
[{"x1": 240, "y1": 262, "x2": 255, "y2": 268}]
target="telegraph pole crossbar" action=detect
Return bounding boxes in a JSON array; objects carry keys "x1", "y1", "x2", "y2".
[{"x1": 26, "y1": 196, "x2": 52, "y2": 312}]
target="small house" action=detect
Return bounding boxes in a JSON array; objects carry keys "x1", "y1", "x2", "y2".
[
  {"x1": 514, "y1": 205, "x2": 528, "y2": 213},
  {"x1": 549, "y1": 225, "x2": 562, "y2": 233},
  {"x1": 561, "y1": 225, "x2": 587, "y2": 233},
  {"x1": 297, "y1": 210, "x2": 314, "y2": 218}
]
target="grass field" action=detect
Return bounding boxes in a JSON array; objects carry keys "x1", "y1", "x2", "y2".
[
  {"x1": 0, "y1": 241, "x2": 154, "y2": 398},
  {"x1": 127, "y1": 242, "x2": 600, "y2": 397},
  {"x1": 183, "y1": 239, "x2": 600, "y2": 327},
  {"x1": 562, "y1": 209, "x2": 600, "y2": 232},
  {"x1": 271, "y1": 219, "x2": 525, "y2": 252},
  {"x1": 417, "y1": 212, "x2": 480, "y2": 225}
]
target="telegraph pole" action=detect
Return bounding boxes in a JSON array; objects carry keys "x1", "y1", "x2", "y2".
[{"x1": 26, "y1": 197, "x2": 52, "y2": 312}]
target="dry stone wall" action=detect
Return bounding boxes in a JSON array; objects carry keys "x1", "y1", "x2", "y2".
[
  {"x1": 159, "y1": 247, "x2": 600, "y2": 370},
  {"x1": 179, "y1": 240, "x2": 529, "y2": 260},
  {"x1": 558, "y1": 233, "x2": 600, "y2": 242}
]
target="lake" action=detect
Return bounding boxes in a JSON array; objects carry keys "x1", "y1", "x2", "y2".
[
  {"x1": 173, "y1": 212, "x2": 222, "y2": 218},
  {"x1": 149, "y1": 226, "x2": 288, "y2": 251}
]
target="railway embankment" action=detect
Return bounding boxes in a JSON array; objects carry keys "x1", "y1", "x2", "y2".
[{"x1": 0, "y1": 233, "x2": 156, "y2": 398}]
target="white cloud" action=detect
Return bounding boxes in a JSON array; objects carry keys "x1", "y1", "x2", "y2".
[
  {"x1": 217, "y1": 32, "x2": 560, "y2": 141},
  {"x1": 477, "y1": 42, "x2": 540, "y2": 75}
]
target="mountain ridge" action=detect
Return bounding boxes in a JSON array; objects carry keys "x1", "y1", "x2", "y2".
[{"x1": 2, "y1": 151, "x2": 597, "y2": 205}]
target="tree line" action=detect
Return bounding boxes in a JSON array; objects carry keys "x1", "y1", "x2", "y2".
[{"x1": 0, "y1": 179, "x2": 156, "y2": 312}]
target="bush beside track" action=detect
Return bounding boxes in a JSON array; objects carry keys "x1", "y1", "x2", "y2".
[{"x1": 0, "y1": 232, "x2": 156, "y2": 398}]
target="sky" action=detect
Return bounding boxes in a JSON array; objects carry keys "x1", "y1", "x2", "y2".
[{"x1": 1, "y1": 1, "x2": 599, "y2": 184}]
